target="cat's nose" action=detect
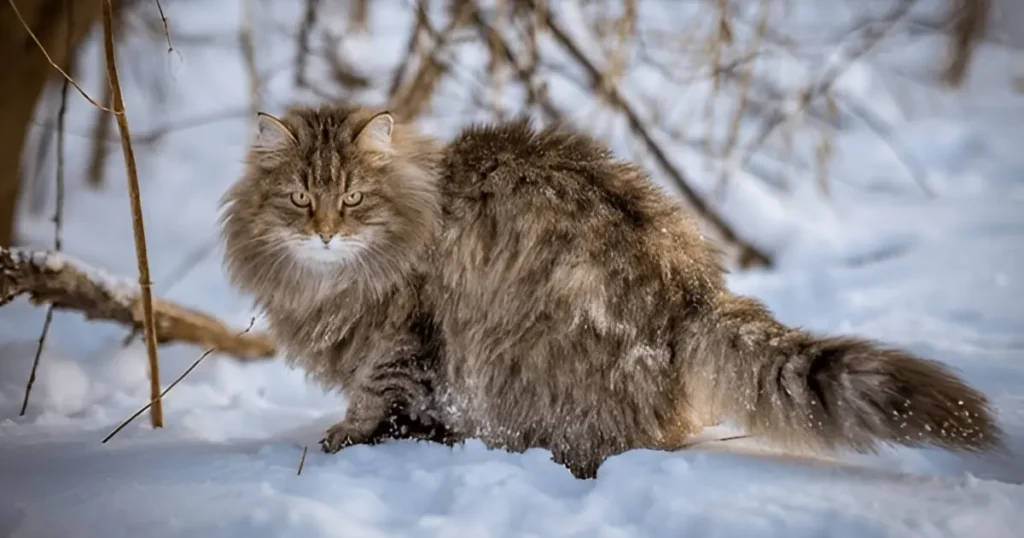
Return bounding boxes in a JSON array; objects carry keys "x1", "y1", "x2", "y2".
[{"x1": 318, "y1": 233, "x2": 333, "y2": 245}]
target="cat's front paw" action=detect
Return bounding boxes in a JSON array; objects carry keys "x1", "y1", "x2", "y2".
[{"x1": 319, "y1": 423, "x2": 366, "y2": 454}]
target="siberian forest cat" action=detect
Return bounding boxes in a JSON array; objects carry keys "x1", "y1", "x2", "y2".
[{"x1": 219, "y1": 104, "x2": 1002, "y2": 479}]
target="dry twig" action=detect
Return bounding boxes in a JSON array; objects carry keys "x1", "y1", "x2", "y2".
[
  {"x1": 469, "y1": 8, "x2": 559, "y2": 121},
  {"x1": 597, "y1": 0, "x2": 636, "y2": 108},
  {"x1": 6, "y1": 0, "x2": 115, "y2": 113},
  {"x1": 527, "y1": 0, "x2": 546, "y2": 70},
  {"x1": 387, "y1": 0, "x2": 428, "y2": 103},
  {"x1": 102, "y1": 0, "x2": 165, "y2": 428},
  {"x1": 349, "y1": 0, "x2": 370, "y2": 32},
  {"x1": 20, "y1": 0, "x2": 73, "y2": 416},
  {"x1": 738, "y1": 0, "x2": 914, "y2": 171},
  {"x1": 943, "y1": 0, "x2": 989, "y2": 87},
  {"x1": 715, "y1": 0, "x2": 771, "y2": 198},
  {"x1": 297, "y1": 445, "x2": 309, "y2": 475},
  {"x1": 295, "y1": 0, "x2": 321, "y2": 89},
  {"x1": 710, "y1": 0, "x2": 733, "y2": 92},
  {"x1": 388, "y1": 1, "x2": 468, "y2": 121},
  {"x1": 87, "y1": 57, "x2": 116, "y2": 189},
  {"x1": 319, "y1": 32, "x2": 372, "y2": 93},
  {"x1": 487, "y1": 0, "x2": 508, "y2": 118},
  {"x1": 153, "y1": 0, "x2": 174, "y2": 53},
  {"x1": 101, "y1": 317, "x2": 260, "y2": 444},
  {"x1": 239, "y1": 0, "x2": 262, "y2": 117}
]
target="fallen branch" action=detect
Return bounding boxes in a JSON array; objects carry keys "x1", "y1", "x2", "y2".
[{"x1": 0, "y1": 247, "x2": 276, "y2": 360}]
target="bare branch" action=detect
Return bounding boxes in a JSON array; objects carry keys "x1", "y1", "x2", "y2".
[
  {"x1": 319, "y1": 32, "x2": 372, "y2": 93},
  {"x1": 387, "y1": 0, "x2": 428, "y2": 103},
  {"x1": 533, "y1": 1, "x2": 772, "y2": 268},
  {"x1": 596, "y1": 0, "x2": 636, "y2": 108},
  {"x1": 87, "y1": 67, "x2": 115, "y2": 189},
  {"x1": 738, "y1": 0, "x2": 915, "y2": 171},
  {"x1": 295, "y1": 0, "x2": 321, "y2": 89},
  {"x1": 349, "y1": 0, "x2": 370, "y2": 33},
  {"x1": 102, "y1": 0, "x2": 164, "y2": 428},
  {"x1": 715, "y1": 0, "x2": 771, "y2": 199},
  {"x1": 388, "y1": 1, "x2": 465, "y2": 121},
  {"x1": 839, "y1": 95, "x2": 933, "y2": 196},
  {"x1": 487, "y1": 0, "x2": 509, "y2": 118},
  {"x1": 153, "y1": 0, "x2": 174, "y2": 53},
  {"x1": 710, "y1": 0, "x2": 733, "y2": 92},
  {"x1": 469, "y1": 7, "x2": 559, "y2": 121},
  {"x1": 942, "y1": 0, "x2": 989, "y2": 87},
  {"x1": 6, "y1": 0, "x2": 115, "y2": 113}
]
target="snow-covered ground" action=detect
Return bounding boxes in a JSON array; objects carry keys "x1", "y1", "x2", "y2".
[{"x1": 1, "y1": 1, "x2": 1022, "y2": 537}]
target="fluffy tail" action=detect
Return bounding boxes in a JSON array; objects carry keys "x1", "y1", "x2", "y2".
[{"x1": 685, "y1": 293, "x2": 1002, "y2": 454}]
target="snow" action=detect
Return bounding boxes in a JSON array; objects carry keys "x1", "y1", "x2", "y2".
[
  {"x1": 5, "y1": 247, "x2": 142, "y2": 306},
  {"x1": 2, "y1": 1, "x2": 1023, "y2": 537}
]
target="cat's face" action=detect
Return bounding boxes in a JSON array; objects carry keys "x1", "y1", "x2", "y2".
[{"x1": 220, "y1": 105, "x2": 440, "y2": 295}]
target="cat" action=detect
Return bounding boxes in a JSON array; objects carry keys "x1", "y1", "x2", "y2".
[
  {"x1": 220, "y1": 104, "x2": 1002, "y2": 479},
  {"x1": 219, "y1": 107, "x2": 457, "y2": 447}
]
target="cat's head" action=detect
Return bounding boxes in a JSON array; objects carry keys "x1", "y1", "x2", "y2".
[{"x1": 219, "y1": 104, "x2": 442, "y2": 303}]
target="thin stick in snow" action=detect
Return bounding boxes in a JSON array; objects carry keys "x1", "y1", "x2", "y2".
[
  {"x1": 101, "y1": 318, "x2": 258, "y2": 444},
  {"x1": 297, "y1": 445, "x2": 308, "y2": 475},
  {"x1": 102, "y1": 0, "x2": 165, "y2": 429},
  {"x1": 153, "y1": 0, "x2": 174, "y2": 53}
]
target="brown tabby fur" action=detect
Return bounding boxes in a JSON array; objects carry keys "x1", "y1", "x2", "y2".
[{"x1": 220, "y1": 104, "x2": 1002, "y2": 479}]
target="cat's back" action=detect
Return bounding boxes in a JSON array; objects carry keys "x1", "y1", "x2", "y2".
[
  {"x1": 431, "y1": 119, "x2": 726, "y2": 458},
  {"x1": 437, "y1": 119, "x2": 723, "y2": 295}
]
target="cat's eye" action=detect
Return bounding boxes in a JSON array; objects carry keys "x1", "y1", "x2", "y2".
[
  {"x1": 290, "y1": 191, "x2": 311, "y2": 208},
  {"x1": 342, "y1": 191, "x2": 363, "y2": 207}
]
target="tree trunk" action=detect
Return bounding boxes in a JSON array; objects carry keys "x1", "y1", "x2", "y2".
[{"x1": 0, "y1": 0, "x2": 108, "y2": 246}]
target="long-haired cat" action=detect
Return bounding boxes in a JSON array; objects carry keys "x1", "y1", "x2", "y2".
[
  {"x1": 220, "y1": 104, "x2": 1002, "y2": 479},
  {"x1": 220, "y1": 108, "x2": 455, "y2": 447}
]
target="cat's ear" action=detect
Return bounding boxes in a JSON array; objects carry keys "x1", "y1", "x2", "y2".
[
  {"x1": 354, "y1": 111, "x2": 394, "y2": 155},
  {"x1": 253, "y1": 111, "x2": 297, "y2": 151}
]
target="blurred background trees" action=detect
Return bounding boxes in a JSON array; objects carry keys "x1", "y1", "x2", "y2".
[{"x1": 1, "y1": 0, "x2": 1013, "y2": 267}]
